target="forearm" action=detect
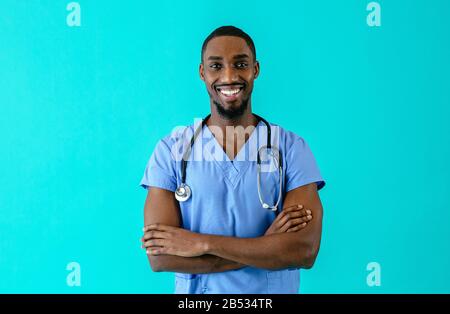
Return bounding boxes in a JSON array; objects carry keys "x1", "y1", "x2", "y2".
[
  {"x1": 148, "y1": 254, "x2": 245, "y2": 274},
  {"x1": 204, "y1": 232, "x2": 316, "y2": 270}
]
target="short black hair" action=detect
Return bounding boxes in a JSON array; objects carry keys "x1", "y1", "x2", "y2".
[{"x1": 201, "y1": 26, "x2": 256, "y2": 63}]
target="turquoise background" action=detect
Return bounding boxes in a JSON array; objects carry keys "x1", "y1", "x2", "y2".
[{"x1": 1, "y1": 0, "x2": 449, "y2": 293}]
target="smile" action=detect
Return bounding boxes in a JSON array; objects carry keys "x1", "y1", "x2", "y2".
[{"x1": 215, "y1": 85, "x2": 244, "y2": 98}]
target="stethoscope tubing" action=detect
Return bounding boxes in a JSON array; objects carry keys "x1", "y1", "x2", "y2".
[{"x1": 175, "y1": 114, "x2": 283, "y2": 210}]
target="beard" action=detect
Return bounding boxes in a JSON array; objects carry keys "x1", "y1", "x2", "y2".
[{"x1": 213, "y1": 97, "x2": 249, "y2": 120}]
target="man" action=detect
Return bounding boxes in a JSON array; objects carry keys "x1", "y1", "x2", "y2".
[{"x1": 140, "y1": 26, "x2": 325, "y2": 294}]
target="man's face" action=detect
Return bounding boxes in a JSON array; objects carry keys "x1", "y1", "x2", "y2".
[{"x1": 200, "y1": 36, "x2": 259, "y2": 119}]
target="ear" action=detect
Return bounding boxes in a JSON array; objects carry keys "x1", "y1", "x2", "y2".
[
  {"x1": 254, "y1": 60, "x2": 260, "y2": 79},
  {"x1": 199, "y1": 63, "x2": 205, "y2": 81}
]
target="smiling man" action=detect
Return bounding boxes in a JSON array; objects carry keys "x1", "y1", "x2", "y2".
[{"x1": 139, "y1": 26, "x2": 325, "y2": 294}]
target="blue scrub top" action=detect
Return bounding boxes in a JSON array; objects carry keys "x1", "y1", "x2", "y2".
[{"x1": 140, "y1": 118, "x2": 325, "y2": 294}]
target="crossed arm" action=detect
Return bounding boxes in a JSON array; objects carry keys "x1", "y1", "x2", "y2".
[{"x1": 142, "y1": 183, "x2": 323, "y2": 273}]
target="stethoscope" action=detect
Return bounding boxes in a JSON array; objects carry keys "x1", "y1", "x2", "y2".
[{"x1": 174, "y1": 114, "x2": 283, "y2": 211}]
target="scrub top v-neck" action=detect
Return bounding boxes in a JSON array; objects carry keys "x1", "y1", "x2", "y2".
[{"x1": 140, "y1": 119, "x2": 325, "y2": 294}]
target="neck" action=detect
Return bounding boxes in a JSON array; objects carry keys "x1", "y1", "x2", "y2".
[{"x1": 206, "y1": 99, "x2": 259, "y2": 160}]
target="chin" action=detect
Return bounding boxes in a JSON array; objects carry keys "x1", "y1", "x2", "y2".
[{"x1": 214, "y1": 97, "x2": 249, "y2": 120}]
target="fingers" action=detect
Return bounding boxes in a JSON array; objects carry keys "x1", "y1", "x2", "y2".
[
  {"x1": 146, "y1": 248, "x2": 164, "y2": 255},
  {"x1": 273, "y1": 204, "x2": 304, "y2": 225},
  {"x1": 276, "y1": 208, "x2": 312, "y2": 230},
  {"x1": 282, "y1": 209, "x2": 312, "y2": 220},
  {"x1": 140, "y1": 225, "x2": 177, "y2": 254},
  {"x1": 142, "y1": 238, "x2": 167, "y2": 248},
  {"x1": 143, "y1": 223, "x2": 175, "y2": 232},
  {"x1": 287, "y1": 222, "x2": 308, "y2": 232},
  {"x1": 144, "y1": 241, "x2": 172, "y2": 255},
  {"x1": 279, "y1": 204, "x2": 305, "y2": 216},
  {"x1": 282, "y1": 204, "x2": 304, "y2": 212},
  {"x1": 264, "y1": 205, "x2": 312, "y2": 236},
  {"x1": 141, "y1": 226, "x2": 173, "y2": 251},
  {"x1": 142, "y1": 230, "x2": 167, "y2": 241},
  {"x1": 282, "y1": 216, "x2": 313, "y2": 232}
]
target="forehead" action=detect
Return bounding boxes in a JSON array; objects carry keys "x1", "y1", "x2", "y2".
[{"x1": 204, "y1": 36, "x2": 253, "y2": 59}]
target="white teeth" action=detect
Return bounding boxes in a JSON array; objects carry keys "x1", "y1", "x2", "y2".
[{"x1": 219, "y1": 88, "x2": 241, "y2": 96}]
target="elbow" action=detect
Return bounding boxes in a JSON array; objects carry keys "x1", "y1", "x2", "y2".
[
  {"x1": 297, "y1": 243, "x2": 320, "y2": 269},
  {"x1": 150, "y1": 263, "x2": 164, "y2": 273},
  {"x1": 148, "y1": 255, "x2": 168, "y2": 272},
  {"x1": 302, "y1": 250, "x2": 318, "y2": 269}
]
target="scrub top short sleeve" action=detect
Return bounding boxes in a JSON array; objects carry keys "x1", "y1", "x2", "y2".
[
  {"x1": 140, "y1": 139, "x2": 177, "y2": 192},
  {"x1": 284, "y1": 136, "x2": 325, "y2": 192}
]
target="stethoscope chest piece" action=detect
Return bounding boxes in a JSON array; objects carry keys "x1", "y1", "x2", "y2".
[{"x1": 175, "y1": 183, "x2": 191, "y2": 202}]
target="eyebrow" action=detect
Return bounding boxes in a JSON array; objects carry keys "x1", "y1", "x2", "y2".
[
  {"x1": 207, "y1": 56, "x2": 223, "y2": 61},
  {"x1": 207, "y1": 54, "x2": 250, "y2": 61}
]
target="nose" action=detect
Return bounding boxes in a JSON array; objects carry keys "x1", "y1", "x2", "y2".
[{"x1": 222, "y1": 66, "x2": 238, "y2": 83}]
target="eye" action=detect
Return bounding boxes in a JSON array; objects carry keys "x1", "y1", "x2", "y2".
[
  {"x1": 209, "y1": 63, "x2": 222, "y2": 70},
  {"x1": 236, "y1": 62, "x2": 248, "y2": 69}
]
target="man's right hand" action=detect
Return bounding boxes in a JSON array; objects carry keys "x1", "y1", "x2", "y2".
[{"x1": 264, "y1": 204, "x2": 312, "y2": 235}]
